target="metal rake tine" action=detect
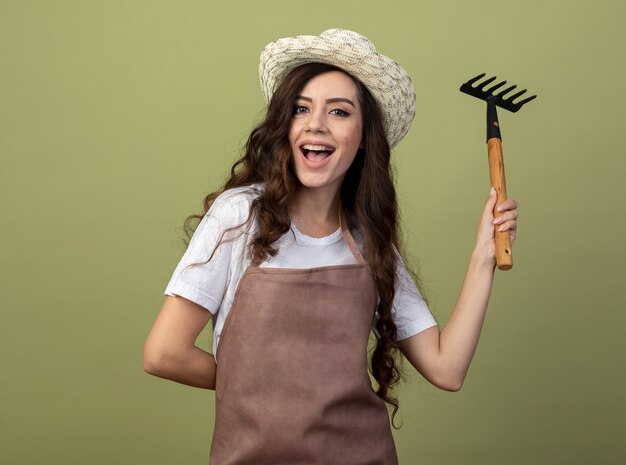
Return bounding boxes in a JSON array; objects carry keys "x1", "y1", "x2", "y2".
[
  {"x1": 477, "y1": 76, "x2": 497, "y2": 90},
  {"x1": 504, "y1": 88, "x2": 529, "y2": 102},
  {"x1": 498, "y1": 91, "x2": 538, "y2": 112},
  {"x1": 515, "y1": 94, "x2": 537, "y2": 107},
  {"x1": 496, "y1": 84, "x2": 517, "y2": 98},
  {"x1": 486, "y1": 80, "x2": 507, "y2": 95},
  {"x1": 465, "y1": 73, "x2": 487, "y2": 86}
]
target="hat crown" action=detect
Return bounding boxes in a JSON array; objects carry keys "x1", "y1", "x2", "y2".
[{"x1": 319, "y1": 29, "x2": 377, "y2": 53}]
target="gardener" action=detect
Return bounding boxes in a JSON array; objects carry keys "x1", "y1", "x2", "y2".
[{"x1": 143, "y1": 29, "x2": 518, "y2": 464}]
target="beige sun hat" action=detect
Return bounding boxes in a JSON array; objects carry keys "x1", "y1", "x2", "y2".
[{"x1": 259, "y1": 29, "x2": 416, "y2": 148}]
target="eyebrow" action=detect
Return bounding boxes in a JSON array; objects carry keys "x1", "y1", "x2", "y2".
[{"x1": 296, "y1": 95, "x2": 356, "y2": 108}]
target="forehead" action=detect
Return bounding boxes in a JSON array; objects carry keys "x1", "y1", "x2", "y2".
[{"x1": 298, "y1": 71, "x2": 360, "y2": 99}]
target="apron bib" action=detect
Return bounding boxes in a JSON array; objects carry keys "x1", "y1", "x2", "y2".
[{"x1": 210, "y1": 222, "x2": 398, "y2": 464}]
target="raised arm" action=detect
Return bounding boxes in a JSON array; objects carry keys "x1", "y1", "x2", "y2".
[
  {"x1": 398, "y1": 188, "x2": 518, "y2": 391},
  {"x1": 143, "y1": 296, "x2": 217, "y2": 390}
]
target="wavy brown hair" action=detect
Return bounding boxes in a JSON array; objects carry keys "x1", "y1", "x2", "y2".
[{"x1": 185, "y1": 63, "x2": 414, "y2": 421}]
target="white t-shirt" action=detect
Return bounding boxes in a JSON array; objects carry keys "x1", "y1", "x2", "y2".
[{"x1": 165, "y1": 185, "x2": 437, "y2": 357}]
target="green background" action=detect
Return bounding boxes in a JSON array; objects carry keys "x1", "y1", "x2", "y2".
[{"x1": 2, "y1": 1, "x2": 624, "y2": 464}]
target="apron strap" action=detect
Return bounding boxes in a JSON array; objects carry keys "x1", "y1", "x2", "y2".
[{"x1": 340, "y1": 212, "x2": 368, "y2": 266}]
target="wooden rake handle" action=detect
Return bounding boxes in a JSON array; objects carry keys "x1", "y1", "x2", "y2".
[{"x1": 487, "y1": 138, "x2": 513, "y2": 270}]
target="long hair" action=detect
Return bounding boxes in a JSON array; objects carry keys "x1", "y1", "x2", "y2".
[{"x1": 186, "y1": 62, "x2": 410, "y2": 420}]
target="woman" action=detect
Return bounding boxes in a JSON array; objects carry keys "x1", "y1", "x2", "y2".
[{"x1": 144, "y1": 29, "x2": 518, "y2": 464}]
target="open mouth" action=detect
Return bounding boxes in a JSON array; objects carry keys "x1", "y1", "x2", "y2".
[{"x1": 300, "y1": 144, "x2": 335, "y2": 162}]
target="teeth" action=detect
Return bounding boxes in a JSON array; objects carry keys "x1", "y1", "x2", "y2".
[{"x1": 301, "y1": 144, "x2": 333, "y2": 152}]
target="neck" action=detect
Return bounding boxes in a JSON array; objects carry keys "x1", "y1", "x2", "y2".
[{"x1": 289, "y1": 186, "x2": 342, "y2": 238}]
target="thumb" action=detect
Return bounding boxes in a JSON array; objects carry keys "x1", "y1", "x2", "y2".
[
  {"x1": 483, "y1": 187, "x2": 497, "y2": 220},
  {"x1": 477, "y1": 187, "x2": 498, "y2": 242}
]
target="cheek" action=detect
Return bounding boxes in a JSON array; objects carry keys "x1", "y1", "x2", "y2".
[
  {"x1": 347, "y1": 120, "x2": 363, "y2": 142},
  {"x1": 288, "y1": 118, "x2": 301, "y2": 141},
  {"x1": 343, "y1": 125, "x2": 363, "y2": 150},
  {"x1": 345, "y1": 151, "x2": 359, "y2": 169}
]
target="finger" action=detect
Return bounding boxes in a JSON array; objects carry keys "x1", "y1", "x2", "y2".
[
  {"x1": 505, "y1": 225, "x2": 517, "y2": 245},
  {"x1": 496, "y1": 219, "x2": 517, "y2": 233},
  {"x1": 496, "y1": 198, "x2": 519, "y2": 212},
  {"x1": 493, "y1": 209, "x2": 518, "y2": 225}
]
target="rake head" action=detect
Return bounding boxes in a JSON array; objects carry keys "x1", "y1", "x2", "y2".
[{"x1": 460, "y1": 73, "x2": 537, "y2": 113}]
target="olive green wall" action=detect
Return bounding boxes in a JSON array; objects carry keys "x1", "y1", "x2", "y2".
[{"x1": 2, "y1": 1, "x2": 624, "y2": 464}]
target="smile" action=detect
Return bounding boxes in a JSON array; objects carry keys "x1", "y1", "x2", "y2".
[{"x1": 300, "y1": 144, "x2": 335, "y2": 162}]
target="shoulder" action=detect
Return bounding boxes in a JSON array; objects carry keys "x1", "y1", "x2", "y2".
[
  {"x1": 208, "y1": 184, "x2": 264, "y2": 225},
  {"x1": 179, "y1": 185, "x2": 264, "y2": 266},
  {"x1": 212, "y1": 183, "x2": 264, "y2": 211}
]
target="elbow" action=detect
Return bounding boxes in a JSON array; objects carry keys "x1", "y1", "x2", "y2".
[
  {"x1": 431, "y1": 373, "x2": 465, "y2": 392},
  {"x1": 143, "y1": 342, "x2": 171, "y2": 377},
  {"x1": 439, "y1": 378, "x2": 464, "y2": 392},
  {"x1": 143, "y1": 355, "x2": 160, "y2": 376},
  {"x1": 143, "y1": 350, "x2": 160, "y2": 376}
]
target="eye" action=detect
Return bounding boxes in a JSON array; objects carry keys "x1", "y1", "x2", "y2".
[
  {"x1": 330, "y1": 108, "x2": 350, "y2": 117},
  {"x1": 293, "y1": 105, "x2": 309, "y2": 115}
]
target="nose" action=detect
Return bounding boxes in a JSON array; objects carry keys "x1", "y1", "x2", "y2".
[{"x1": 305, "y1": 109, "x2": 327, "y2": 133}]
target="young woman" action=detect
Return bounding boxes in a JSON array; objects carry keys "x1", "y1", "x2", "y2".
[{"x1": 144, "y1": 29, "x2": 518, "y2": 464}]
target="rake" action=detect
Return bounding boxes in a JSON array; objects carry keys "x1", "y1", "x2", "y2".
[{"x1": 460, "y1": 73, "x2": 536, "y2": 271}]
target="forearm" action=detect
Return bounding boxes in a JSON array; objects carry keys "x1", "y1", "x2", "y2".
[
  {"x1": 144, "y1": 345, "x2": 217, "y2": 390},
  {"x1": 144, "y1": 296, "x2": 217, "y2": 389},
  {"x1": 399, "y1": 190, "x2": 517, "y2": 391},
  {"x1": 438, "y1": 246, "x2": 495, "y2": 386}
]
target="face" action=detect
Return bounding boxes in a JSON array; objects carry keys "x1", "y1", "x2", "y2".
[{"x1": 288, "y1": 71, "x2": 364, "y2": 196}]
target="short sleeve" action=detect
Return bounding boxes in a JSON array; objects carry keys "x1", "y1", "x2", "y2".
[
  {"x1": 164, "y1": 192, "x2": 249, "y2": 314},
  {"x1": 392, "y1": 256, "x2": 438, "y2": 340}
]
